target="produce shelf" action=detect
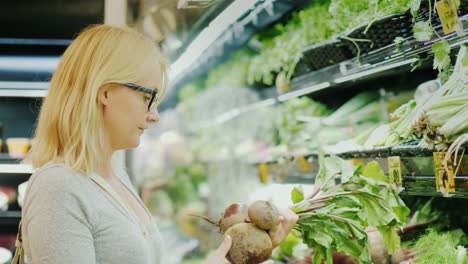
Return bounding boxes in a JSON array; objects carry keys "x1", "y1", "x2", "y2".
[
  {"x1": 255, "y1": 145, "x2": 468, "y2": 198},
  {"x1": 186, "y1": 15, "x2": 468, "y2": 131},
  {"x1": 289, "y1": 14, "x2": 468, "y2": 98},
  {"x1": 163, "y1": 0, "x2": 310, "y2": 109}
]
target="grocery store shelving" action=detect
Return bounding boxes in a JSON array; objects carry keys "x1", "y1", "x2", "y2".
[
  {"x1": 0, "y1": 164, "x2": 33, "y2": 174},
  {"x1": 254, "y1": 144, "x2": 468, "y2": 198},
  {"x1": 289, "y1": 14, "x2": 468, "y2": 96},
  {"x1": 0, "y1": 154, "x2": 21, "y2": 165},
  {"x1": 0, "y1": 55, "x2": 58, "y2": 97},
  {"x1": 0, "y1": 210, "x2": 21, "y2": 233},
  {"x1": 187, "y1": 14, "x2": 468, "y2": 132},
  {"x1": 162, "y1": 0, "x2": 309, "y2": 109},
  {"x1": 0, "y1": 81, "x2": 49, "y2": 97}
]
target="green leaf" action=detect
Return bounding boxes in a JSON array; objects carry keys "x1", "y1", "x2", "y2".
[
  {"x1": 410, "y1": 0, "x2": 422, "y2": 18},
  {"x1": 312, "y1": 245, "x2": 327, "y2": 264},
  {"x1": 315, "y1": 204, "x2": 337, "y2": 216},
  {"x1": 432, "y1": 40, "x2": 451, "y2": 71},
  {"x1": 278, "y1": 232, "x2": 300, "y2": 257},
  {"x1": 291, "y1": 186, "x2": 305, "y2": 203},
  {"x1": 313, "y1": 230, "x2": 334, "y2": 248},
  {"x1": 377, "y1": 226, "x2": 401, "y2": 254},
  {"x1": 356, "y1": 194, "x2": 397, "y2": 227},
  {"x1": 380, "y1": 188, "x2": 410, "y2": 222},
  {"x1": 334, "y1": 231, "x2": 370, "y2": 262},
  {"x1": 316, "y1": 155, "x2": 357, "y2": 188},
  {"x1": 361, "y1": 161, "x2": 388, "y2": 182},
  {"x1": 413, "y1": 21, "x2": 433, "y2": 41}
]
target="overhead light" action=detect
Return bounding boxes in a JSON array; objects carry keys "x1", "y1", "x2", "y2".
[
  {"x1": 334, "y1": 58, "x2": 418, "y2": 83},
  {"x1": 278, "y1": 82, "x2": 331, "y2": 101}
]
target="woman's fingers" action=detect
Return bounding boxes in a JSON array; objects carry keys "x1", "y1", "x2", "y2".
[{"x1": 215, "y1": 235, "x2": 232, "y2": 256}]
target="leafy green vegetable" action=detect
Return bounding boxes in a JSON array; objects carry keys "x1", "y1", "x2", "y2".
[
  {"x1": 248, "y1": 0, "x2": 414, "y2": 86},
  {"x1": 205, "y1": 49, "x2": 253, "y2": 88},
  {"x1": 413, "y1": 229, "x2": 467, "y2": 264},
  {"x1": 291, "y1": 187, "x2": 305, "y2": 203},
  {"x1": 413, "y1": 21, "x2": 434, "y2": 41},
  {"x1": 291, "y1": 157, "x2": 408, "y2": 263},
  {"x1": 415, "y1": 45, "x2": 468, "y2": 151},
  {"x1": 432, "y1": 40, "x2": 451, "y2": 71},
  {"x1": 410, "y1": 0, "x2": 422, "y2": 19},
  {"x1": 361, "y1": 161, "x2": 388, "y2": 182}
]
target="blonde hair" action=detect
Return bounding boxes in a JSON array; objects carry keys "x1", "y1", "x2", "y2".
[{"x1": 28, "y1": 24, "x2": 169, "y2": 175}]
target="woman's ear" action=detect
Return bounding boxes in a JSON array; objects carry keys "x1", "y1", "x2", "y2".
[{"x1": 98, "y1": 84, "x2": 111, "y2": 106}]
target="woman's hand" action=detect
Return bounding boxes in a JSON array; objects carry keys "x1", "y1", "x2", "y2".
[
  {"x1": 204, "y1": 235, "x2": 275, "y2": 264},
  {"x1": 268, "y1": 208, "x2": 299, "y2": 248}
]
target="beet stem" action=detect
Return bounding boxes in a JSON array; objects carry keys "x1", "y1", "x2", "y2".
[
  {"x1": 315, "y1": 191, "x2": 383, "y2": 202},
  {"x1": 298, "y1": 213, "x2": 363, "y2": 230},
  {"x1": 299, "y1": 202, "x2": 328, "y2": 213},
  {"x1": 307, "y1": 172, "x2": 340, "y2": 200},
  {"x1": 187, "y1": 214, "x2": 218, "y2": 226},
  {"x1": 322, "y1": 183, "x2": 344, "y2": 196},
  {"x1": 399, "y1": 219, "x2": 438, "y2": 234}
]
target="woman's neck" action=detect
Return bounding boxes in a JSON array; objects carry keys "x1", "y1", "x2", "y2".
[{"x1": 96, "y1": 151, "x2": 114, "y2": 179}]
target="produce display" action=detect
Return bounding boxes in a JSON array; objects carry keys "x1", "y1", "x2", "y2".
[
  {"x1": 364, "y1": 45, "x2": 468, "y2": 150},
  {"x1": 192, "y1": 157, "x2": 409, "y2": 263},
  {"x1": 156, "y1": 0, "x2": 468, "y2": 263}
]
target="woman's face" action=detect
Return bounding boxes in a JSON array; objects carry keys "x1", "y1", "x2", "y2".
[{"x1": 100, "y1": 73, "x2": 162, "y2": 151}]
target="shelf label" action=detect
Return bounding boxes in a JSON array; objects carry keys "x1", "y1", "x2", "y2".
[
  {"x1": 388, "y1": 156, "x2": 402, "y2": 186},
  {"x1": 436, "y1": 0, "x2": 463, "y2": 35},
  {"x1": 258, "y1": 164, "x2": 269, "y2": 183},
  {"x1": 297, "y1": 156, "x2": 312, "y2": 173},
  {"x1": 433, "y1": 152, "x2": 455, "y2": 193},
  {"x1": 349, "y1": 159, "x2": 365, "y2": 166}
]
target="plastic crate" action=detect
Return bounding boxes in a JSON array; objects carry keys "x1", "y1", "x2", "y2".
[
  {"x1": 297, "y1": 40, "x2": 353, "y2": 74},
  {"x1": 342, "y1": 11, "x2": 414, "y2": 57}
]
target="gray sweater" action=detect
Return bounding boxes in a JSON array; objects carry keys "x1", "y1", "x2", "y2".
[{"x1": 22, "y1": 163, "x2": 163, "y2": 264}]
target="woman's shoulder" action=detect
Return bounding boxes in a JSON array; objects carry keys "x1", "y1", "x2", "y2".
[{"x1": 28, "y1": 163, "x2": 89, "y2": 192}]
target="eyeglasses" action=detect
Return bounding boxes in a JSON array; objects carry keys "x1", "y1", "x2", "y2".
[{"x1": 122, "y1": 83, "x2": 159, "y2": 111}]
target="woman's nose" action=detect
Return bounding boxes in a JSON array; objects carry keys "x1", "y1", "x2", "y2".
[{"x1": 147, "y1": 108, "x2": 160, "y2": 123}]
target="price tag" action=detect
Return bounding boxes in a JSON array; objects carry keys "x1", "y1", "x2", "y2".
[
  {"x1": 436, "y1": 0, "x2": 463, "y2": 35},
  {"x1": 297, "y1": 156, "x2": 312, "y2": 173},
  {"x1": 349, "y1": 159, "x2": 365, "y2": 166},
  {"x1": 388, "y1": 156, "x2": 402, "y2": 186},
  {"x1": 433, "y1": 152, "x2": 455, "y2": 193},
  {"x1": 258, "y1": 164, "x2": 269, "y2": 183}
]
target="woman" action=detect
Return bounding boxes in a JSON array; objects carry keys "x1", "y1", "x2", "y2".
[{"x1": 22, "y1": 24, "x2": 297, "y2": 264}]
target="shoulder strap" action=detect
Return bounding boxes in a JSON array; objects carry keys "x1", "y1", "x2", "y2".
[{"x1": 11, "y1": 220, "x2": 24, "y2": 264}]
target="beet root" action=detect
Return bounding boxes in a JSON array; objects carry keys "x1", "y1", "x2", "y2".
[
  {"x1": 366, "y1": 226, "x2": 390, "y2": 264},
  {"x1": 189, "y1": 203, "x2": 247, "y2": 234},
  {"x1": 225, "y1": 223, "x2": 273, "y2": 264},
  {"x1": 248, "y1": 200, "x2": 279, "y2": 230},
  {"x1": 219, "y1": 203, "x2": 247, "y2": 233},
  {"x1": 220, "y1": 213, "x2": 246, "y2": 233}
]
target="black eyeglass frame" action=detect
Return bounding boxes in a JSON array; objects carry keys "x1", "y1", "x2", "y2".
[{"x1": 122, "y1": 83, "x2": 159, "y2": 111}]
